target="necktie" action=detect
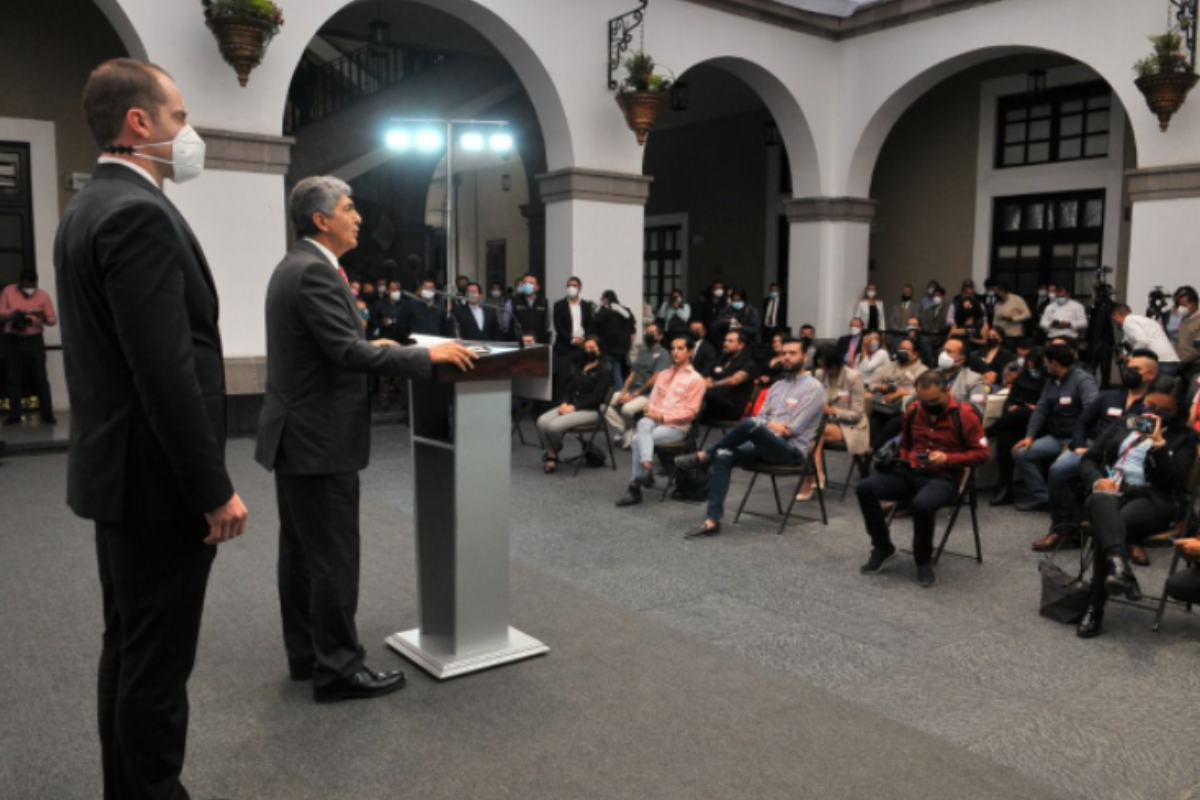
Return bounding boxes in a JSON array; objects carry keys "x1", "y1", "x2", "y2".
[{"x1": 337, "y1": 265, "x2": 349, "y2": 285}]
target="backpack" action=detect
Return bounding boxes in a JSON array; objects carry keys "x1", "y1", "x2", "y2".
[
  {"x1": 671, "y1": 466, "x2": 710, "y2": 502},
  {"x1": 584, "y1": 442, "x2": 608, "y2": 468}
]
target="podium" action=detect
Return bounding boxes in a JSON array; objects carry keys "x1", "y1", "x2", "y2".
[{"x1": 386, "y1": 338, "x2": 552, "y2": 679}]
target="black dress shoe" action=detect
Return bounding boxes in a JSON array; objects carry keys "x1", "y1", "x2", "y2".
[
  {"x1": 616, "y1": 486, "x2": 643, "y2": 507},
  {"x1": 1076, "y1": 604, "x2": 1104, "y2": 638},
  {"x1": 313, "y1": 666, "x2": 406, "y2": 704},
  {"x1": 684, "y1": 521, "x2": 721, "y2": 540},
  {"x1": 1015, "y1": 500, "x2": 1050, "y2": 513},
  {"x1": 990, "y1": 484, "x2": 1014, "y2": 506},
  {"x1": 1103, "y1": 556, "x2": 1143, "y2": 601},
  {"x1": 637, "y1": 471, "x2": 657, "y2": 489},
  {"x1": 288, "y1": 658, "x2": 315, "y2": 681}
]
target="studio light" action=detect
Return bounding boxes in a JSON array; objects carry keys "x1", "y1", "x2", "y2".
[
  {"x1": 416, "y1": 129, "x2": 444, "y2": 152},
  {"x1": 385, "y1": 129, "x2": 412, "y2": 151},
  {"x1": 489, "y1": 132, "x2": 514, "y2": 153},
  {"x1": 460, "y1": 131, "x2": 485, "y2": 151}
]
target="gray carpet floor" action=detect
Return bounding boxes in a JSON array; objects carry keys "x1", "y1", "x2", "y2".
[{"x1": 1, "y1": 422, "x2": 1198, "y2": 800}]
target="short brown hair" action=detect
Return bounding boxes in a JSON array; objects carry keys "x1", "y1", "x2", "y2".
[{"x1": 82, "y1": 58, "x2": 170, "y2": 150}]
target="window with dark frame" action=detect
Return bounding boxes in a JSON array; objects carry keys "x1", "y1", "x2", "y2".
[
  {"x1": 643, "y1": 225, "x2": 683, "y2": 312},
  {"x1": 0, "y1": 142, "x2": 35, "y2": 289},
  {"x1": 996, "y1": 81, "x2": 1112, "y2": 169}
]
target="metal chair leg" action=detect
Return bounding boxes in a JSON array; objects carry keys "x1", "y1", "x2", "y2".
[
  {"x1": 603, "y1": 422, "x2": 617, "y2": 471},
  {"x1": 733, "y1": 472, "x2": 760, "y2": 524},
  {"x1": 968, "y1": 484, "x2": 983, "y2": 564},
  {"x1": 839, "y1": 456, "x2": 857, "y2": 502},
  {"x1": 770, "y1": 475, "x2": 784, "y2": 515},
  {"x1": 660, "y1": 462, "x2": 676, "y2": 502},
  {"x1": 778, "y1": 478, "x2": 804, "y2": 536},
  {"x1": 1154, "y1": 550, "x2": 1184, "y2": 632}
]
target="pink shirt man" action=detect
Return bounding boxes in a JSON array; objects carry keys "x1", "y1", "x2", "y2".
[
  {"x1": 0, "y1": 284, "x2": 57, "y2": 337},
  {"x1": 647, "y1": 363, "x2": 705, "y2": 431}
]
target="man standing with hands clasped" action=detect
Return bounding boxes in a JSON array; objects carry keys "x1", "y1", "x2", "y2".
[
  {"x1": 256, "y1": 176, "x2": 476, "y2": 703},
  {"x1": 55, "y1": 58, "x2": 249, "y2": 800}
]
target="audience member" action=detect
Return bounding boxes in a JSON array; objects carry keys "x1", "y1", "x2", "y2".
[
  {"x1": 1040, "y1": 285, "x2": 1087, "y2": 342},
  {"x1": 921, "y1": 286, "x2": 953, "y2": 348},
  {"x1": 854, "y1": 284, "x2": 885, "y2": 333},
  {"x1": 702, "y1": 331, "x2": 760, "y2": 422},
  {"x1": 982, "y1": 277, "x2": 999, "y2": 327},
  {"x1": 697, "y1": 281, "x2": 730, "y2": 345},
  {"x1": 452, "y1": 282, "x2": 500, "y2": 340},
  {"x1": 689, "y1": 319, "x2": 719, "y2": 378},
  {"x1": 537, "y1": 337, "x2": 610, "y2": 473},
  {"x1": 801, "y1": 344, "x2": 869, "y2": 500},
  {"x1": 1076, "y1": 389, "x2": 1196, "y2": 638},
  {"x1": 762, "y1": 283, "x2": 785, "y2": 340},
  {"x1": 891, "y1": 284, "x2": 918, "y2": 333},
  {"x1": 868, "y1": 338, "x2": 927, "y2": 451},
  {"x1": 838, "y1": 318, "x2": 865, "y2": 366},
  {"x1": 758, "y1": 333, "x2": 787, "y2": 386},
  {"x1": 616, "y1": 334, "x2": 706, "y2": 507},
  {"x1": 487, "y1": 282, "x2": 507, "y2": 309},
  {"x1": 1173, "y1": 286, "x2": 1200, "y2": 392},
  {"x1": 372, "y1": 281, "x2": 405, "y2": 341},
  {"x1": 918, "y1": 281, "x2": 941, "y2": 313},
  {"x1": 1112, "y1": 303, "x2": 1179, "y2": 376},
  {"x1": 1031, "y1": 350, "x2": 1161, "y2": 551},
  {"x1": 968, "y1": 326, "x2": 1014, "y2": 389},
  {"x1": 938, "y1": 338, "x2": 986, "y2": 419},
  {"x1": 593, "y1": 290, "x2": 636, "y2": 390},
  {"x1": 987, "y1": 347, "x2": 1047, "y2": 506},
  {"x1": 853, "y1": 331, "x2": 889, "y2": 388},
  {"x1": 657, "y1": 289, "x2": 691, "y2": 334},
  {"x1": 900, "y1": 315, "x2": 935, "y2": 368},
  {"x1": 552, "y1": 276, "x2": 597, "y2": 395},
  {"x1": 1, "y1": 270, "x2": 58, "y2": 424},
  {"x1": 714, "y1": 289, "x2": 761, "y2": 343},
  {"x1": 1012, "y1": 343, "x2": 1100, "y2": 512},
  {"x1": 672, "y1": 338, "x2": 824, "y2": 539},
  {"x1": 949, "y1": 281, "x2": 985, "y2": 340},
  {"x1": 856, "y1": 371, "x2": 991, "y2": 587},
  {"x1": 605, "y1": 322, "x2": 669, "y2": 448},
  {"x1": 503, "y1": 273, "x2": 553, "y2": 344},
  {"x1": 398, "y1": 278, "x2": 451, "y2": 339},
  {"x1": 799, "y1": 324, "x2": 817, "y2": 369},
  {"x1": 991, "y1": 281, "x2": 1031, "y2": 339}
]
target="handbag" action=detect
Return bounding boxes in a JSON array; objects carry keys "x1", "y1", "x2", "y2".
[{"x1": 1038, "y1": 558, "x2": 1091, "y2": 624}]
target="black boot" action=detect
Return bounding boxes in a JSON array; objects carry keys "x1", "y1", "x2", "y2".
[
  {"x1": 1076, "y1": 604, "x2": 1104, "y2": 638},
  {"x1": 1103, "y1": 556, "x2": 1143, "y2": 601},
  {"x1": 857, "y1": 457, "x2": 871, "y2": 480},
  {"x1": 990, "y1": 483, "x2": 1014, "y2": 506}
]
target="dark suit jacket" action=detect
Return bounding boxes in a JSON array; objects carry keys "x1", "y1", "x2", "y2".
[
  {"x1": 452, "y1": 302, "x2": 500, "y2": 341},
  {"x1": 53, "y1": 163, "x2": 233, "y2": 523},
  {"x1": 398, "y1": 297, "x2": 450, "y2": 340},
  {"x1": 255, "y1": 241, "x2": 432, "y2": 475},
  {"x1": 692, "y1": 339, "x2": 719, "y2": 378},
  {"x1": 552, "y1": 298, "x2": 596, "y2": 355}
]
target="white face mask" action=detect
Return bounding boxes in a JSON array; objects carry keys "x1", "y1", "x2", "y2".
[
  {"x1": 932, "y1": 297, "x2": 943, "y2": 306},
  {"x1": 713, "y1": 289, "x2": 724, "y2": 299},
  {"x1": 128, "y1": 124, "x2": 206, "y2": 184},
  {"x1": 491, "y1": 289, "x2": 502, "y2": 298},
  {"x1": 1037, "y1": 290, "x2": 1048, "y2": 298},
  {"x1": 938, "y1": 351, "x2": 956, "y2": 371},
  {"x1": 1055, "y1": 296, "x2": 1068, "y2": 306},
  {"x1": 389, "y1": 291, "x2": 401, "y2": 302},
  {"x1": 21, "y1": 287, "x2": 36, "y2": 297},
  {"x1": 850, "y1": 326, "x2": 862, "y2": 337},
  {"x1": 566, "y1": 286, "x2": 579, "y2": 299},
  {"x1": 866, "y1": 290, "x2": 876, "y2": 300},
  {"x1": 421, "y1": 289, "x2": 436, "y2": 300}
]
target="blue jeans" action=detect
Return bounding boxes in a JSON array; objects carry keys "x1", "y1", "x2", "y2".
[
  {"x1": 606, "y1": 356, "x2": 625, "y2": 392},
  {"x1": 632, "y1": 417, "x2": 686, "y2": 480},
  {"x1": 1047, "y1": 449, "x2": 1084, "y2": 526},
  {"x1": 705, "y1": 418, "x2": 804, "y2": 523},
  {"x1": 1013, "y1": 436, "x2": 1070, "y2": 503}
]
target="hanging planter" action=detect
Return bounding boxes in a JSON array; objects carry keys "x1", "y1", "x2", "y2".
[
  {"x1": 1133, "y1": 24, "x2": 1197, "y2": 131},
  {"x1": 614, "y1": 53, "x2": 674, "y2": 146},
  {"x1": 202, "y1": 0, "x2": 285, "y2": 88}
]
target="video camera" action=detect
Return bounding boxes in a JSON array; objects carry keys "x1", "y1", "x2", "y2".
[
  {"x1": 1147, "y1": 285, "x2": 1172, "y2": 326},
  {"x1": 10, "y1": 310, "x2": 33, "y2": 333}
]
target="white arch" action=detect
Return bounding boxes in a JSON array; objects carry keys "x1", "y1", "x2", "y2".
[{"x1": 89, "y1": 0, "x2": 148, "y2": 61}]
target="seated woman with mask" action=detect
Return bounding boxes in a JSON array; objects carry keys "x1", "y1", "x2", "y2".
[
  {"x1": 868, "y1": 338, "x2": 928, "y2": 452},
  {"x1": 537, "y1": 337, "x2": 611, "y2": 473},
  {"x1": 968, "y1": 324, "x2": 1014, "y2": 390}
]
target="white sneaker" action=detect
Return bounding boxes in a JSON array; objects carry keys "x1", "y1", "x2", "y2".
[{"x1": 621, "y1": 431, "x2": 634, "y2": 449}]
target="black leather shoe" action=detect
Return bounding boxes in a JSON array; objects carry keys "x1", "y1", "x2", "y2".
[
  {"x1": 313, "y1": 666, "x2": 406, "y2": 704},
  {"x1": 616, "y1": 486, "x2": 643, "y2": 507},
  {"x1": 1015, "y1": 499, "x2": 1050, "y2": 513},
  {"x1": 288, "y1": 658, "x2": 315, "y2": 682},
  {"x1": 1104, "y1": 556, "x2": 1143, "y2": 601},
  {"x1": 990, "y1": 484, "x2": 1014, "y2": 506},
  {"x1": 684, "y1": 521, "x2": 721, "y2": 540},
  {"x1": 637, "y1": 471, "x2": 657, "y2": 489},
  {"x1": 1076, "y1": 604, "x2": 1104, "y2": 638}
]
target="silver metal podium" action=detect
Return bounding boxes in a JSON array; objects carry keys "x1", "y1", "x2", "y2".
[{"x1": 386, "y1": 340, "x2": 551, "y2": 679}]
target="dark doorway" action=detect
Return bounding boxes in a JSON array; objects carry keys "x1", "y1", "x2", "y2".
[
  {"x1": 0, "y1": 143, "x2": 35, "y2": 288},
  {"x1": 643, "y1": 224, "x2": 683, "y2": 312}
]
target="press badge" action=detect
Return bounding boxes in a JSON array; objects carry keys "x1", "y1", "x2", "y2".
[
  {"x1": 786, "y1": 398, "x2": 799, "y2": 407},
  {"x1": 1106, "y1": 407, "x2": 1121, "y2": 417},
  {"x1": 1058, "y1": 397, "x2": 1073, "y2": 406}
]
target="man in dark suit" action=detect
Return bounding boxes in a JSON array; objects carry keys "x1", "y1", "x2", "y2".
[
  {"x1": 55, "y1": 58, "x2": 249, "y2": 800},
  {"x1": 256, "y1": 175, "x2": 475, "y2": 704},
  {"x1": 397, "y1": 277, "x2": 451, "y2": 340},
  {"x1": 552, "y1": 276, "x2": 596, "y2": 397},
  {"x1": 452, "y1": 282, "x2": 500, "y2": 340},
  {"x1": 761, "y1": 282, "x2": 785, "y2": 341}
]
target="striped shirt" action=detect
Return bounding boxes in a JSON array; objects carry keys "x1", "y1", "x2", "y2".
[{"x1": 754, "y1": 372, "x2": 825, "y2": 454}]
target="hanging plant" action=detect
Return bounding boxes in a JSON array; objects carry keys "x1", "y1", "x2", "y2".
[
  {"x1": 1133, "y1": 20, "x2": 1198, "y2": 132},
  {"x1": 614, "y1": 54, "x2": 675, "y2": 146},
  {"x1": 202, "y1": 0, "x2": 286, "y2": 87}
]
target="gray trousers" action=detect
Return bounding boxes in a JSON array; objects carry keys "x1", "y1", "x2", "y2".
[{"x1": 537, "y1": 409, "x2": 600, "y2": 452}]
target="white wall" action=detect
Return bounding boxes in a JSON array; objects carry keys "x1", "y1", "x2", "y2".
[{"x1": 971, "y1": 65, "x2": 1128, "y2": 289}]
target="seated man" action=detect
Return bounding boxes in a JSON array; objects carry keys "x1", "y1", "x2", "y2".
[
  {"x1": 672, "y1": 339, "x2": 823, "y2": 539},
  {"x1": 939, "y1": 338, "x2": 986, "y2": 420},
  {"x1": 604, "y1": 322, "x2": 669, "y2": 448},
  {"x1": 1012, "y1": 343, "x2": 1099, "y2": 512},
  {"x1": 536, "y1": 337, "x2": 611, "y2": 473},
  {"x1": 702, "y1": 330, "x2": 760, "y2": 422},
  {"x1": 616, "y1": 334, "x2": 707, "y2": 507},
  {"x1": 856, "y1": 371, "x2": 991, "y2": 588},
  {"x1": 688, "y1": 319, "x2": 719, "y2": 378},
  {"x1": 1032, "y1": 350, "x2": 1161, "y2": 551},
  {"x1": 1076, "y1": 388, "x2": 1197, "y2": 638}
]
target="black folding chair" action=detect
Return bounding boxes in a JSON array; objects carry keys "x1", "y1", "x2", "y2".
[
  {"x1": 510, "y1": 400, "x2": 541, "y2": 448},
  {"x1": 562, "y1": 385, "x2": 618, "y2": 477},
  {"x1": 820, "y1": 395, "x2": 873, "y2": 502},
  {"x1": 699, "y1": 418, "x2": 740, "y2": 449},
  {"x1": 655, "y1": 404, "x2": 705, "y2": 502},
  {"x1": 893, "y1": 468, "x2": 982, "y2": 565},
  {"x1": 732, "y1": 418, "x2": 829, "y2": 535}
]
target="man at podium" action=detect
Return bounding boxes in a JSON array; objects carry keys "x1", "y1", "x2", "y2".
[{"x1": 256, "y1": 175, "x2": 475, "y2": 703}]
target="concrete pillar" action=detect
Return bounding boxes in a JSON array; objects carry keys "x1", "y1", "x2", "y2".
[
  {"x1": 537, "y1": 168, "x2": 652, "y2": 327},
  {"x1": 1125, "y1": 164, "x2": 1200, "y2": 309},
  {"x1": 784, "y1": 197, "x2": 876, "y2": 337}
]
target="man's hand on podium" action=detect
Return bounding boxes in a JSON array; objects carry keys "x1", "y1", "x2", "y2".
[
  {"x1": 372, "y1": 338, "x2": 401, "y2": 348},
  {"x1": 431, "y1": 341, "x2": 477, "y2": 372}
]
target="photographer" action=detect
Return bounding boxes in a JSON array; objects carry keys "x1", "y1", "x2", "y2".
[
  {"x1": 1075, "y1": 389, "x2": 1197, "y2": 638},
  {"x1": 1, "y1": 270, "x2": 57, "y2": 425},
  {"x1": 1112, "y1": 304, "x2": 1179, "y2": 376},
  {"x1": 1172, "y1": 286, "x2": 1200, "y2": 392},
  {"x1": 656, "y1": 289, "x2": 691, "y2": 335},
  {"x1": 856, "y1": 371, "x2": 991, "y2": 588}
]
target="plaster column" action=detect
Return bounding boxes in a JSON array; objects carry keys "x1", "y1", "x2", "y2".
[
  {"x1": 537, "y1": 168, "x2": 652, "y2": 327},
  {"x1": 1125, "y1": 164, "x2": 1200, "y2": 309},
  {"x1": 784, "y1": 197, "x2": 876, "y2": 337}
]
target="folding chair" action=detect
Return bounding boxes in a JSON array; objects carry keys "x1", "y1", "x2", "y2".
[
  {"x1": 510, "y1": 400, "x2": 540, "y2": 448},
  {"x1": 893, "y1": 467, "x2": 982, "y2": 565},
  {"x1": 562, "y1": 385, "x2": 618, "y2": 477},
  {"x1": 699, "y1": 418, "x2": 740, "y2": 449},
  {"x1": 732, "y1": 418, "x2": 829, "y2": 534},
  {"x1": 655, "y1": 404, "x2": 705, "y2": 502},
  {"x1": 820, "y1": 394, "x2": 873, "y2": 502}
]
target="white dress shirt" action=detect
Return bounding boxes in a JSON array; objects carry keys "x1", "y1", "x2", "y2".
[
  {"x1": 471, "y1": 304, "x2": 485, "y2": 331},
  {"x1": 98, "y1": 155, "x2": 157, "y2": 187},
  {"x1": 302, "y1": 238, "x2": 340, "y2": 271},
  {"x1": 1122, "y1": 313, "x2": 1180, "y2": 363},
  {"x1": 569, "y1": 299, "x2": 584, "y2": 338},
  {"x1": 1040, "y1": 299, "x2": 1088, "y2": 339},
  {"x1": 764, "y1": 296, "x2": 779, "y2": 328}
]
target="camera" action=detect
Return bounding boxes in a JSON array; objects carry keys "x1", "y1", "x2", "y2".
[
  {"x1": 1147, "y1": 286, "x2": 1171, "y2": 323},
  {"x1": 10, "y1": 310, "x2": 32, "y2": 332},
  {"x1": 1126, "y1": 415, "x2": 1156, "y2": 435}
]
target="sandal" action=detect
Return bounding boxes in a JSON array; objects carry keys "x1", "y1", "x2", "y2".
[{"x1": 542, "y1": 454, "x2": 558, "y2": 474}]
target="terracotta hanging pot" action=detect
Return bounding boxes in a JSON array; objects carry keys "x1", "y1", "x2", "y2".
[
  {"x1": 1134, "y1": 72, "x2": 1200, "y2": 132},
  {"x1": 207, "y1": 15, "x2": 276, "y2": 87},
  {"x1": 616, "y1": 91, "x2": 668, "y2": 146}
]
